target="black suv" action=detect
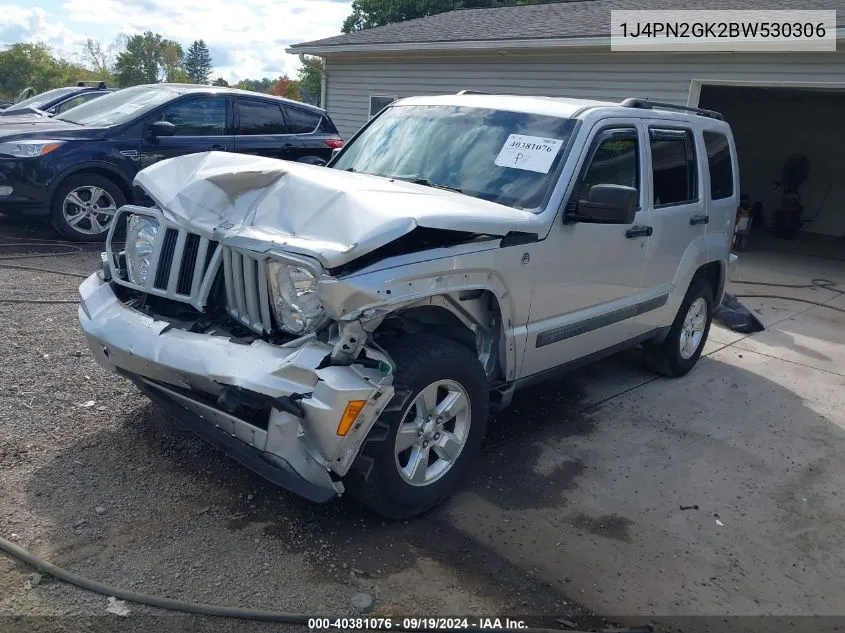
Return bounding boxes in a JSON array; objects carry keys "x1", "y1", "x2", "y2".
[
  {"x1": 0, "y1": 84, "x2": 343, "y2": 240},
  {"x1": 0, "y1": 82, "x2": 114, "y2": 120}
]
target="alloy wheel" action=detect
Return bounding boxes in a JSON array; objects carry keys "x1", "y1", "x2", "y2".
[{"x1": 62, "y1": 185, "x2": 117, "y2": 235}]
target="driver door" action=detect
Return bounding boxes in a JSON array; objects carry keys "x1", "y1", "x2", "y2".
[{"x1": 521, "y1": 121, "x2": 652, "y2": 377}]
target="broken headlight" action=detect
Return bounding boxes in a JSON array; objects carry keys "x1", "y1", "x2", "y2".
[
  {"x1": 268, "y1": 261, "x2": 327, "y2": 335},
  {"x1": 125, "y1": 214, "x2": 159, "y2": 285}
]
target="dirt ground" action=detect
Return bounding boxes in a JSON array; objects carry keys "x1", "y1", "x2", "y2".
[{"x1": 2, "y1": 216, "x2": 845, "y2": 633}]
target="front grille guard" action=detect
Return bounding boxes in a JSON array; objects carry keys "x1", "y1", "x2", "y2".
[{"x1": 106, "y1": 206, "x2": 222, "y2": 312}]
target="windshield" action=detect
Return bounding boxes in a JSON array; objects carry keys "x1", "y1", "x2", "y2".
[
  {"x1": 56, "y1": 86, "x2": 175, "y2": 127},
  {"x1": 333, "y1": 104, "x2": 577, "y2": 210},
  {"x1": 6, "y1": 87, "x2": 76, "y2": 112}
]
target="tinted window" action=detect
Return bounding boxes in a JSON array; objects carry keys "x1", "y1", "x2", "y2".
[
  {"x1": 580, "y1": 130, "x2": 639, "y2": 196},
  {"x1": 650, "y1": 129, "x2": 697, "y2": 206},
  {"x1": 703, "y1": 131, "x2": 733, "y2": 200},
  {"x1": 333, "y1": 104, "x2": 577, "y2": 210},
  {"x1": 319, "y1": 116, "x2": 338, "y2": 134},
  {"x1": 285, "y1": 107, "x2": 321, "y2": 134},
  {"x1": 238, "y1": 100, "x2": 286, "y2": 135},
  {"x1": 155, "y1": 98, "x2": 226, "y2": 136},
  {"x1": 369, "y1": 95, "x2": 396, "y2": 118},
  {"x1": 53, "y1": 92, "x2": 103, "y2": 114}
]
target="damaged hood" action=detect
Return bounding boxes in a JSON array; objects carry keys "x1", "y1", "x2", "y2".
[{"x1": 134, "y1": 151, "x2": 543, "y2": 268}]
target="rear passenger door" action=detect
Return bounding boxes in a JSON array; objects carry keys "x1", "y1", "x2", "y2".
[
  {"x1": 234, "y1": 98, "x2": 297, "y2": 161},
  {"x1": 637, "y1": 125, "x2": 708, "y2": 331}
]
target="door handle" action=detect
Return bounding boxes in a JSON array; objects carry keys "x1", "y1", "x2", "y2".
[
  {"x1": 625, "y1": 225, "x2": 653, "y2": 238},
  {"x1": 690, "y1": 214, "x2": 710, "y2": 226}
]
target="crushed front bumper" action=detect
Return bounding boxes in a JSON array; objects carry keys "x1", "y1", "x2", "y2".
[{"x1": 77, "y1": 273, "x2": 394, "y2": 502}]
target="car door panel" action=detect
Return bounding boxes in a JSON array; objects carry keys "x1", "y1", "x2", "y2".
[
  {"x1": 234, "y1": 98, "x2": 298, "y2": 160},
  {"x1": 635, "y1": 124, "x2": 708, "y2": 332},
  {"x1": 140, "y1": 96, "x2": 232, "y2": 169},
  {"x1": 521, "y1": 121, "x2": 652, "y2": 378}
]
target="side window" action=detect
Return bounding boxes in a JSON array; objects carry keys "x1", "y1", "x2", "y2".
[
  {"x1": 155, "y1": 98, "x2": 226, "y2": 136},
  {"x1": 703, "y1": 131, "x2": 733, "y2": 200},
  {"x1": 284, "y1": 107, "x2": 321, "y2": 134},
  {"x1": 650, "y1": 128, "x2": 697, "y2": 207},
  {"x1": 237, "y1": 100, "x2": 286, "y2": 135},
  {"x1": 579, "y1": 129, "x2": 639, "y2": 196},
  {"x1": 54, "y1": 92, "x2": 100, "y2": 114},
  {"x1": 369, "y1": 95, "x2": 397, "y2": 118}
]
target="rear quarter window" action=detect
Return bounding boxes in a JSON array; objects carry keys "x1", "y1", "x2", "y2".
[
  {"x1": 703, "y1": 131, "x2": 734, "y2": 200},
  {"x1": 285, "y1": 107, "x2": 321, "y2": 134}
]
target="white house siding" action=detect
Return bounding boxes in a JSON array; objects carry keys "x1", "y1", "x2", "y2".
[{"x1": 322, "y1": 50, "x2": 845, "y2": 139}]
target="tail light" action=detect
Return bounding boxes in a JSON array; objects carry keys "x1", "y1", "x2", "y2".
[{"x1": 324, "y1": 138, "x2": 344, "y2": 149}]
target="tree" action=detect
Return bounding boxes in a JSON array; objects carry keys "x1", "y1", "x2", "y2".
[
  {"x1": 297, "y1": 57, "x2": 323, "y2": 106},
  {"x1": 0, "y1": 43, "x2": 90, "y2": 98},
  {"x1": 185, "y1": 40, "x2": 213, "y2": 84},
  {"x1": 267, "y1": 75, "x2": 301, "y2": 101},
  {"x1": 113, "y1": 31, "x2": 185, "y2": 86},
  {"x1": 236, "y1": 77, "x2": 275, "y2": 93},
  {"x1": 341, "y1": 0, "x2": 545, "y2": 32},
  {"x1": 212, "y1": 77, "x2": 229, "y2": 87}
]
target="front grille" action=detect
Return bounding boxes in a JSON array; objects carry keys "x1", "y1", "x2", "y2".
[
  {"x1": 107, "y1": 207, "x2": 222, "y2": 311},
  {"x1": 222, "y1": 248, "x2": 273, "y2": 334}
]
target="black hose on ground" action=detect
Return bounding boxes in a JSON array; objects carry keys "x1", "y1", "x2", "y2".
[
  {"x1": 730, "y1": 278, "x2": 845, "y2": 314},
  {"x1": 0, "y1": 536, "x2": 586, "y2": 632},
  {"x1": 732, "y1": 294, "x2": 845, "y2": 314}
]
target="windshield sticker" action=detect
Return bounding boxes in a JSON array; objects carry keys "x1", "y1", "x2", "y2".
[{"x1": 494, "y1": 134, "x2": 564, "y2": 173}]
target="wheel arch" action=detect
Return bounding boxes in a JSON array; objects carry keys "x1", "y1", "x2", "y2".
[{"x1": 48, "y1": 162, "x2": 135, "y2": 205}]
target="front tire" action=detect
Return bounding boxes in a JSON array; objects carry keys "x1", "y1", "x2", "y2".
[
  {"x1": 344, "y1": 334, "x2": 488, "y2": 519},
  {"x1": 644, "y1": 277, "x2": 714, "y2": 377},
  {"x1": 50, "y1": 174, "x2": 125, "y2": 241}
]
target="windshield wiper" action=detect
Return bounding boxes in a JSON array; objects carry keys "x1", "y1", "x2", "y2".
[{"x1": 393, "y1": 176, "x2": 462, "y2": 194}]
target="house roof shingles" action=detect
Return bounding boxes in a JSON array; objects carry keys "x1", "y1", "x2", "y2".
[{"x1": 291, "y1": 0, "x2": 845, "y2": 51}]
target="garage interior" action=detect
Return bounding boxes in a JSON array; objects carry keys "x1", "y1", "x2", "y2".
[{"x1": 698, "y1": 85, "x2": 845, "y2": 261}]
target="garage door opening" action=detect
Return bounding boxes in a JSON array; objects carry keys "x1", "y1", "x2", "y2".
[{"x1": 698, "y1": 85, "x2": 845, "y2": 259}]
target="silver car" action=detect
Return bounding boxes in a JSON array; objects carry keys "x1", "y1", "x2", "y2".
[{"x1": 79, "y1": 94, "x2": 738, "y2": 518}]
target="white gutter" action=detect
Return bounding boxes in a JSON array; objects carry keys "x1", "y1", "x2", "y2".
[{"x1": 286, "y1": 27, "x2": 845, "y2": 56}]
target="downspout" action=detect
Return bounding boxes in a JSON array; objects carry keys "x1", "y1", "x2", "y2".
[{"x1": 299, "y1": 53, "x2": 326, "y2": 109}]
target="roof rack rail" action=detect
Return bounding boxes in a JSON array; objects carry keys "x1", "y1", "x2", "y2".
[
  {"x1": 76, "y1": 81, "x2": 108, "y2": 89},
  {"x1": 456, "y1": 90, "x2": 490, "y2": 95},
  {"x1": 620, "y1": 98, "x2": 724, "y2": 121}
]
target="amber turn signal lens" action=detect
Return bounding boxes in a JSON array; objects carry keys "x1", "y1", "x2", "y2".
[{"x1": 337, "y1": 400, "x2": 366, "y2": 436}]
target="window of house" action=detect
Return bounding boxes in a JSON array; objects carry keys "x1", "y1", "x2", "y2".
[
  {"x1": 703, "y1": 131, "x2": 733, "y2": 200},
  {"x1": 650, "y1": 128, "x2": 697, "y2": 207},
  {"x1": 237, "y1": 100, "x2": 286, "y2": 135},
  {"x1": 580, "y1": 129, "x2": 640, "y2": 198},
  {"x1": 156, "y1": 98, "x2": 226, "y2": 136},
  {"x1": 369, "y1": 95, "x2": 397, "y2": 118},
  {"x1": 284, "y1": 106, "x2": 322, "y2": 134}
]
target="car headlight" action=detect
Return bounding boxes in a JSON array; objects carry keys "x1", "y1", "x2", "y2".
[
  {"x1": 268, "y1": 261, "x2": 327, "y2": 334},
  {"x1": 0, "y1": 140, "x2": 64, "y2": 158},
  {"x1": 125, "y1": 215, "x2": 159, "y2": 285}
]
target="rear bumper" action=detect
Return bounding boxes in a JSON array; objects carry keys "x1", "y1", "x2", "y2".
[{"x1": 77, "y1": 272, "x2": 394, "y2": 502}]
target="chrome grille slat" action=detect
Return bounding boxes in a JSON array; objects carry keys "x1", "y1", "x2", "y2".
[
  {"x1": 107, "y1": 207, "x2": 221, "y2": 311},
  {"x1": 222, "y1": 247, "x2": 273, "y2": 334}
]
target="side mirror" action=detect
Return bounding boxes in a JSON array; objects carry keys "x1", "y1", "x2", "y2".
[
  {"x1": 149, "y1": 120, "x2": 176, "y2": 138},
  {"x1": 568, "y1": 184, "x2": 638, "y2": 224}
]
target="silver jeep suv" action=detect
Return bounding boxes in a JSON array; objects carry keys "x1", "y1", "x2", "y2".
[{"x1": 79, "y1": 93, "x2": 738, "y2": 518}]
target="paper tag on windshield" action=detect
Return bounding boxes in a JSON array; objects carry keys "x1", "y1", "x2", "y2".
[{"x1": 494, "y1": 134, "x2": 563, "y2": 173}]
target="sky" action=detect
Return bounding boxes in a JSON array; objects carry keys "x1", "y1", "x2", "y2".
[{"x1": 0, "y1": 0, "x2": 353, "y2": 83}]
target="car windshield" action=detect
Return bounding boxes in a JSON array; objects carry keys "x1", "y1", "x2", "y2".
[
  {"x1": 5, "y1": 87, "x2": 76, "y2": 112},
  {"x1": 56, "y1": 86, "x2": 175, "y2": 127},
  {"x1": 332, "y1": 104, "x2": 577, "y2": 210}
]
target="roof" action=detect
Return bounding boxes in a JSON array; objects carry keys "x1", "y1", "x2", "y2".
[
  {"x1": 132, "y1": 83, "x2": 326, "y2": 112},
  {"x1": 290, "y1": 0, "x2": 845, "y2": 53}
]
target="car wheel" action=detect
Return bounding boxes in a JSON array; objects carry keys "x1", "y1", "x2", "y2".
[
  {"x1": 50, "y1": 174, "x2": 125, "y2": 241},
  {"x1": 344, "y1": 334, "x2": 488, "y2": 519},
  {"x1": 644, "y1": 277, "x2": 714, "y2": 378}
]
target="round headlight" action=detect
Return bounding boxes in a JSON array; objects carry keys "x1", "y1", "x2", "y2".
[
  {"x1": 268, "y1": 261, "x2": 326, "y2": 334},
  {"x1": 125, "y1": 215, "x2": 159, "y2": 285}
]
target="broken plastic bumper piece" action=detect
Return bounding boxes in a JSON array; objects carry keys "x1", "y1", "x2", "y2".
[{"x1": 77, "y1": 273, "x2": 394, "y2": 502}]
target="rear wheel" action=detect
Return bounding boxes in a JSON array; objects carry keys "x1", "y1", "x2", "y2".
[
  {"x1": 50, "y1": 174, "x2": 125, "y2": 241},
  {"x1": 644, "y1": 277, "x2": 713, "y2": 377},
  {"x1": 344, "y1": 334, "x2": 488, "y2": 519}
]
